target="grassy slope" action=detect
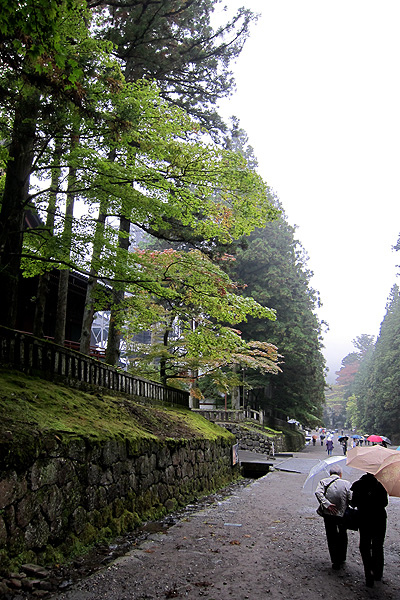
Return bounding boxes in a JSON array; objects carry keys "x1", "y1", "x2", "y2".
[{"x1": 0, "y1": 368, "x2": 233, "y2": 444}]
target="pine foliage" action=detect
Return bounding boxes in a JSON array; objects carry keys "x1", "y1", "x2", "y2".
[
  {"x1": 229, "y1": 201, "x2": 326, "y2": 425},
  {"x1": 353, "y1": 285, "x2": 400, "y2": 439}
]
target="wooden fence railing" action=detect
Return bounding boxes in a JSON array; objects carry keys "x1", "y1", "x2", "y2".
[
  {"x1": 192, "y1": 408, "x2": 264, "y2": 424},
  {"x1": 191, "y1": 409, "x2": 246, "y2": 422},
  {"x1": 0, "y1": 326, "x2": 189, "y2": 408},
  {"x1": 246, "y1": 407, "x2": 264, "y2": 425},
  {"x1": 192, "y1": 407, "x2": 289, "y2": 429}
]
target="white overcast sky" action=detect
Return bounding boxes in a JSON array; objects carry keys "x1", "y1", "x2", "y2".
[{"x1": 217, "y1": 0, "x2": 400, "y2": 382}]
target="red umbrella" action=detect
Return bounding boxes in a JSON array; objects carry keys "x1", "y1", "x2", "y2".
[{"x1": 367, "y1": 435, "x2": 383, "y2": 443}]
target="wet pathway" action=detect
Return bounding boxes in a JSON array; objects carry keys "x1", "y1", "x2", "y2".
[{"x1": 47, "y1": 435, "x2": 400, "y2": 600}]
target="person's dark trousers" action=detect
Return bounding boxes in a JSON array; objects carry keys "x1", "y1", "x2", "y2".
[
  {"x1": 323, "y1": 516, "x2": 348, "y2": 567},
  {"x1": 359, "y1": 515, "x2": 386, "y2": 582}
]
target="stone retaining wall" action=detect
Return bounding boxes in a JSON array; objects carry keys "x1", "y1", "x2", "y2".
[
  {"x1": 0, "y1": 433, "x2": 237, "y2": 571},
  {"x1": 218, "y1": 423, "x2": 291, "y2": 454}
]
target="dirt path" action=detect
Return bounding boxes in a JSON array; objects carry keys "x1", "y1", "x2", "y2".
[{"x1": 50, "y1": 440, "x2": 400, "y2": 600}]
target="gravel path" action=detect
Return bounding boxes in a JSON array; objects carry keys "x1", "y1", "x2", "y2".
[{"x1": 49, "y1": 441, "x2": 400, "y2": 600}]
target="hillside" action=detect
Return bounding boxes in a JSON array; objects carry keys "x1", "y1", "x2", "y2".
[{"x1": 0, "y1": 368, "x2": 233, "y2": 455}]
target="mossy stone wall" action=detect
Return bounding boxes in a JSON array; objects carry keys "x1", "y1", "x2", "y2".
[
  {"x1": 0, "y1": 433, "x2": 237, "y2": 571},
  {"x1": 218, "y1": 423, "x2": 305, "y2": 453}
]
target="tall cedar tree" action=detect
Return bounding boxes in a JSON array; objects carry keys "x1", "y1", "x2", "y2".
[
  {"x1": 353, "y1": 285, "x2": 400, "y2": 439},
  {"x1": 228, "y1": 204, "x2": 326, "y2": 426},
  {"x1": 94, "y1": 0, "x2": 256, "y2": 140},
  {"x1": 346, "y1": 345, "x2": 375, "y2": 430},
  {"x1": 0, "y1": 0, "x2": 109, "y2": 326}
]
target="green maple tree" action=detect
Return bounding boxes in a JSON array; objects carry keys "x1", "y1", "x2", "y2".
[{"x1": 120, "y1": 248, "x2": 280, "y2": 390}]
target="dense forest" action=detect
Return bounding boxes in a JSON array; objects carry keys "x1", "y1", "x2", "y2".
[
  {"x1": 325, "y1": 280, "x2": 400, "y2": 441},
  {"x1": 0, "y1": 0, "x2": 326, "y2": 425}
]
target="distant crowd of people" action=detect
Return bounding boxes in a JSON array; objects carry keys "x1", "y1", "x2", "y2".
[{"x1": 314, "y1": 429, "x2": 385, "y2": 458}]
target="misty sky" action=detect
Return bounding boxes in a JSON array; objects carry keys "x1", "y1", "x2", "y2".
[{"x1": 217, "y1": 0, "x2": 400, "y2": 382}]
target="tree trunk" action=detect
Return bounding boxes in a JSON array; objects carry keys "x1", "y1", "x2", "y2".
[
  {"x1": 54, "y1": 269, "x2": 69, "y2": 345},
  {"x1": 0, "y1": 88, "x2": 40, "y2": 327},
  {"x1": 54, "y1": 134, "x2": 78, "y2": 346},
  {"x1": 188, "y1": 318, "x2": 199, "y2": 408},
  {"x1": 80, "y1": 204, "x2": 107, "y2": 355},
  {"x1": 104, "y1": 288, "x2": 124, "y2": 366},
  {"x1": 33, "y1": 273, "x2": 50, "y2": 338},
  {"x1": 33, "y1": 140, "x2": 62, "y2": 338},
  {"x1": 160, "y1": 323, "x2": 172, "y2": 387},
  {"x1": 231, "y1": 364, "x2": 241, "y2": 409},
  {"x1": 80, "y1": 276, "x2": 98, "y2": 354},
  {"x1": 105, "y1": 215, "x2": 130, "y2": 365},
  {"x1": 80, "y1": 149, "x2": 116, "y2": 355}
]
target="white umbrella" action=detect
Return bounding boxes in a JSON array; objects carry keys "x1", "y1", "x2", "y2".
[{"x1": 302, "y1": 455, "x2": 349, "y2": 493}]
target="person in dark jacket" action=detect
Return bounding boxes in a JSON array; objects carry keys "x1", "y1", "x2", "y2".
[{"x1": 350, "y1": 472, "x2": 388, "y2": 588}]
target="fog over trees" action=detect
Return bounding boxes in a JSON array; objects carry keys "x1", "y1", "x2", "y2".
[{"x1": 326, "y1": 282, "x2": 400, "y2": 442}]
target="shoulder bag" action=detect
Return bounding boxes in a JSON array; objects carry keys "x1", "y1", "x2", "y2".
[
  {"x1": 342, "y1": 506, "x2": 359, "y2": 531},
  {"x1": 316, "y1": 479, "x2": 336, "y2": 516}
]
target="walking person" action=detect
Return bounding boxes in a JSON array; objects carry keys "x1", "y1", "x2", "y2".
[
  {"x1": 341, "y1": 439, "x2": 347, "y2": 456},
  {"x1": 326, "y1": 438, "x2": 334, "y2": 456},
  {"x1": 350, "y1": 472, "x2": 388, "y2": 588},
  {"x1": 315, "y1": 466, "x2": 352, "y2": 570}
]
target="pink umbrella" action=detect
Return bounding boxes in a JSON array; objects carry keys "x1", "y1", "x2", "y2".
[{"x1": 367, "y1": 434, "x2": 384, "y2": 443}]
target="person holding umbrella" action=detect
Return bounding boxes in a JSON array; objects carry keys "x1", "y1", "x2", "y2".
[
  {"x1": 338, "y1": 435, "x2": 348, "y2": 455},
  {"x1": 350, "y1": 473, "x2": 388, "y2": 587},
  {"x1": 347, "y1": 447, "x2": 391, "y2": 588}
]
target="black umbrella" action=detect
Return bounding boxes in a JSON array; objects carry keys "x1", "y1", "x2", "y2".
[
  {"x1": 380, "y1": 435, "x2": 392, "y2": 445},
  {"x1": 338, "y1": 436, "x2": 349, "y2": 442}
]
